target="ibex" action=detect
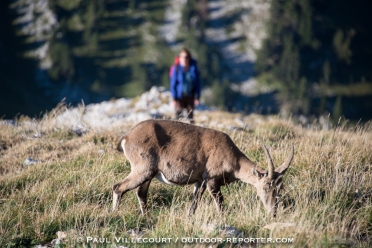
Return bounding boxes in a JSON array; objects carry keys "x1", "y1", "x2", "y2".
[{"x1": 113, "y1": 119, "x2": 294, "y2": 215}]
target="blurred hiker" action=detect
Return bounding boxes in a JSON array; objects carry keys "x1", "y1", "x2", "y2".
[{"x1": 170, "y1": 48, "x2": 201, "y2": 123}]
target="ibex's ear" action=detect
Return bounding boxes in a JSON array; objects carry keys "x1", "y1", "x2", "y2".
[
  {"x1": 274, "y1": 174, "x2": 284, "y2": 185},
  {"x1": 251, "y1": 168, "x2": 264, "y2": 179},
  {"x1": 116, "y1": 136, "x2": 126, "y2": 152},
  {"x1": 275, "y1": 175, "x2": 284, "y2": 193}
]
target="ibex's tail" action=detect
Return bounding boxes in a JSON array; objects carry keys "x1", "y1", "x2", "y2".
[{"x1": 117, "y1": 136, "x2": 126, "y2": 152}]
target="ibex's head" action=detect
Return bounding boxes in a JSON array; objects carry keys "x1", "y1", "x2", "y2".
[{"x1": 252, "y1": 145, "x2": 294, "y2": 214}]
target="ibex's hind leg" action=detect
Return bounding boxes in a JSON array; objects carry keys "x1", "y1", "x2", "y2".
[
  {"x1": 136, "y1": 180, "x2": 151, "y2": 215},
  {"x1": 188, "y1": 181, "x2": 206, "y2": 217},
  {"x1": 207, "y1": 180, "x2": 224, "y2": 212},
  {"x1": 112, "y1": 171, "x2": 154, "y2": 212}
]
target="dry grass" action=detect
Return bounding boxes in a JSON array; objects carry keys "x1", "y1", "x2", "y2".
[{"x1": 0, "y1": 112, "x2": 371, "y2": 247}]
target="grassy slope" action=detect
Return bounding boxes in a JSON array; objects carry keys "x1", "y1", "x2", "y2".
[{"x1": 0, "y1": 111, "x2": 371, "y2": 247}]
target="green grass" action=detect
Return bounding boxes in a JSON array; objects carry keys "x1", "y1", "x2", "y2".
[{"x1": 0, "y1": 112, "x2": 371, "y2": 247}]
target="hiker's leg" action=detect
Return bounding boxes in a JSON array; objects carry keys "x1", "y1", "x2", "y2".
[
  {"x1": 174, "y1": 100, "x2": 183, "y2": 119},
  {"x1": 185, "y1": 97, "x2": 195, "y2": 123}
]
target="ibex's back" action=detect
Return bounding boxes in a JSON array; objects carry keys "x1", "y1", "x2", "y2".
[
  {"x1": 113, "y1": 119, "x2": 294, "y2": 216},
  {"x1": 119, "y1": 120, "x2": 244, "y2": 186}
]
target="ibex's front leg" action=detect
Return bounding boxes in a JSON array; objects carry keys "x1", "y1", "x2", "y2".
[
  {"x1": 207, "y1": 179, "x2": 224, "y2": 212},
  {"x1": 136, "y1": 180, "x2": 151, "y2": 215},
  {"x1": 112, "y1": 189, "x2": 122, "y2": 211},
  {"x1": 188, "y1": 181, "x2": 206, "y2": 217}
]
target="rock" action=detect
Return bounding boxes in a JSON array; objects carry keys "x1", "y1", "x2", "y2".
[
  {"x1": 134, "y1": 86, "x2": 170, "y2": 111},
  {"x1": 202, "y1": 223, "x2": 242, "y2": 238},
  {"x1": 23, "y1": 158, "x2": 39, "y2": 166},
  {"x1": 31, "y1": 132, "x2": 44, "y2": 138},
  {"x1": 298, "y1": 115, "x2": 309, "y2": 125},
  {"x1": 71, "y1": 126, "x2": 88, "y2": 136},
  {"x1": 52, "y1": 86, "x2": 216, "y2": 130},
  {"x1": 157, "y1": 103, "x2": 174, "y2": 115},
  {"x1": 55, "y1": 108, "x2": 84, "y2": 128},
  {"x1": 198, "y1": 115, "x2": 209, "y2": 122},
  {"x1": 51, "y1": 238, "x2": 62, "y2": 245},
  {"x1": 220, "y1": 224, "x2": 243, "y2": 238},
  {"x1": 127, "y1": 228, "x2": 145, "y2": 237},
  {"x1": 0, "y1": 120, "x2": 16, "y2": 126},
  {"x1": 50, "y1": 230, "x2": 67, "y2": 245},
  {"x1": 234, "y1": 117, "x2": 245, "y2": 126},
  {"x1": 33, "y1": 231, "x2": 67, "y2": 248},
  {"x1": 126, "y1": 112, "x2": 153, "y2": 122},
  {"x1": 57, "y1": 230, "x2": 67, "y2": 240}
]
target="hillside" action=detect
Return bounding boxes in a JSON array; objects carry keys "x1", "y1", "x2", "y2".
[
  {"x1": 2, "y1": 0, "x2": 372, "y2": 121},
  {"x1": 1, "y1": 0, "x2": 270, "y2": 119},
  {"x1": 0, "y1": 88, "x2": 371, "y2": 247}
]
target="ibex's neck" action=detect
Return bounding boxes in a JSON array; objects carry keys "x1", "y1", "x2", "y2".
[{"x1": 235, "y1": 156, "x2": 266, "y2": 185}]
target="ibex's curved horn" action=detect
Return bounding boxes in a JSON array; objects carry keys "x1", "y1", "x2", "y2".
[
  {"x1": 262, "y1": 144, "x2": 275, "y2": 179},
  {"x1": 275, "y1": 144, "x2": 294, "y2": 174}
]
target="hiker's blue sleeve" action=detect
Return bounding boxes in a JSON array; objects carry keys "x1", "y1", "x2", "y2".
[
  {"x1": 170, "y1": 66, "x2": 178, "y2": 100},
  {"x1": 195, "y1": 64, "x2": 201, "y2": 100}
]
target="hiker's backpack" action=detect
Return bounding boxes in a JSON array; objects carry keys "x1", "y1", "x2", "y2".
[{"x1": 169, "y1": 56, "x2": 180, "y2": 77}]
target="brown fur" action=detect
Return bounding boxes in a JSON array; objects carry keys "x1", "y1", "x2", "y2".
[{"x1": 112, "y1": 119, "x2": 294, "y2": 215}]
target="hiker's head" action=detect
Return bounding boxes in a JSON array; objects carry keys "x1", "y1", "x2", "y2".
[{"x1": 179, "y1": 48, "x2": 192, "y2": 67}]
